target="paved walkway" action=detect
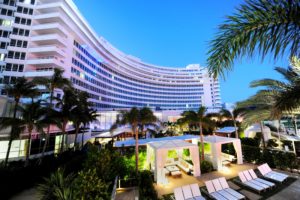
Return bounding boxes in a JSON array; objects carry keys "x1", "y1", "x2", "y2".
[
  {"x1": 115, "y1": 187, "x2": 138, "y2": 200},
  {"x1": 9, "y1": 188, "x2": 38, "y2": 200}
]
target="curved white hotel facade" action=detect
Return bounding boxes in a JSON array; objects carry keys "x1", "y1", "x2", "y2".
[{"x1": 0, "y1": 0, "x2": 221, "y2": 112}]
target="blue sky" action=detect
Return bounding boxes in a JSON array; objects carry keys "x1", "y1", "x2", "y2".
[{"x1": 73, "y1": 0, "x2": 288, "y2": 103}]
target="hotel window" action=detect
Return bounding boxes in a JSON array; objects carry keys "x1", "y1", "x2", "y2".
[
  {"x1": 3, "y1": 0, "x2": 16, "y2": 6},
  {"x1": 0, "y1": 19, "x2": 12, "y2": 27},
  {"x1": 0, "y1": 42, "x2": 7, "y2": 49},
  {"x1": 19, "y1": 0, "x2": 35, "y2": 5},
  {"x1": 0, "y1": 53, "x2": 5, "y2": 61}
]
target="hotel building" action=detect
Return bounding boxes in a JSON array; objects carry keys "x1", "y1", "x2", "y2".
[{"x1": 0, "y1": 0, "x2": 221, "y2": 112}]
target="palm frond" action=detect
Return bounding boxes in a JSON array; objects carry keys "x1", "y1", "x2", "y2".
[{"x1": 207, "y1": 0, "x2": 300, "y2": 78}]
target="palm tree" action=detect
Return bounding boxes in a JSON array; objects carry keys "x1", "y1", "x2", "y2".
[
  {"x1": 2, "y1": 77, "x2": 37, "y2": 167},
  {"x1": 69, "y1": 90, "x2": 98, "y2": 149},
  {"x1": 19, "y1": 101, "x2": 47, "y2": 166},
  {"x1": 207, "y1": 0, "x2": 300, "y2": 78},
  {"x1": 111, "y1": 107, "x2": 156, "y2": 175},
  {"x1": 139, "y1": 107, "x2": 158, "y2": 139},
  {"x1": 53, "y1": 88, "x2": 77, "y2": 153},
  {"x1": 80, "y1": 109, "x2": 98, "y2": 149},
  {"x1": 180, "y1": 106, "x2": 214, "y2": 161},
  {"x1": 111, "y1": 107, "x2": 141, "y2": 175},
  {"x1": 34, "y1": 68, "x2": 71, "y2": 158},
  {"x1": 237, "y1": 90, "x2": 280, "y2": 148},
  {"x1": 219, "y1": 107, "x2": 246, "y2": 138}
]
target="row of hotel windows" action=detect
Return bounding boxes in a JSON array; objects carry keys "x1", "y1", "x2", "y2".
[
  {"x1": 0, "y1": 39, "x2": 28, "y2": 49},
  {"x1": 70, "y1": 76, "x2": 202, "y2": 104},
  {"x1": 72, "y1": 58, "x2": 202, "y2": 95},
  {"x1": 73, "y1": 51, "x2": 202, "y2": 91},
  {"x1": 1, "y1": 0, "x2": 35, "y2": 6},
  {"x1": 16, "y1": 6, "x2": 33, "y2": 15},
  {"x1": 71, "y1": 67, "x2": 202, "y2": 100},
  {"x1": 15, "y1": 16, "x2": 32, "y2": 26},
  {"x1": 74, "y1": 43, "x2": 204, "y2": 88},
  {"x1": 0, "y1": 63, "x2": 24, "y2": 72},
  {"x1": 92, "y1": 101, "x2": 201, "y2": 110}
]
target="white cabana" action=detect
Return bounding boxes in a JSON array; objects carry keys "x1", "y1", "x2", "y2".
[
  {"x1": 203, "y1": 135, "x2": 243, "y2": 171},
  {"x1": 146, "y1": 140, "x2": 200, "y2": 185}
]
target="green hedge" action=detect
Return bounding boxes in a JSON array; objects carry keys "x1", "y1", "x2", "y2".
[
  {"x1": 138, "y1": 170, "x2": 158, "y2": 200},
  {"x1": 241, "y1": 145, "x2": 299, "y2": 170}
]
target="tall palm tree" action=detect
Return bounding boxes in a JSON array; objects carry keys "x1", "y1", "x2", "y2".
[
  {"x1": 80, "y1": 109, "x2": 98, "y2": 149},
  {"x1": 111, "y1": 107, "x2": 141, "y2": 175},
  {"x1": 19, "y1": 101, "x2": 47, "y2": 166},
  {"x1": 69, "y1": 90, "x2": 98, "y2": 149},
  {"x1": 139, "y1": 107, "x2": 158, "y2": 139},
  {"x1": 2, "y1": 77, "x2": 37, "y2": 167},
  {"x1": 111, "y1": 107, "x2": 156, "y2": 175},
  {"x1": 181, "y1": 106, "x2": 214, "y2": 161},
  {"x1": 34, "y1": 68, "x2": 71, "y2": 158},
  {"x1": 53, "y1": 88, "x2": 77, "y2": 153},
  {"x1": 207, "y1": 0, "x2": 300, "y2": 78}
]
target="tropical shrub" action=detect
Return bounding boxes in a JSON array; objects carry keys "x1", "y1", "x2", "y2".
[
  {"x1": 38, "y1": 168, "x2": 75, "y2": 200},
  {"x1": 240, "y1": 138, "x2": 260, "y2": 147},
  {"x1": 259, "y1": 149, "x2": 275, "y2": 168},
  {"x1": 200, "y1": 160, "x2": 213, "y2": 173},
  {"x1": 73, "y1": 168, "x2": 109, "y2": 200},
  {"x1": 138, "y1": 170, "x2": 158, "y2": 200},
  {"x1": 242, "y1": 145, "x2": 261, "y2": 163}
]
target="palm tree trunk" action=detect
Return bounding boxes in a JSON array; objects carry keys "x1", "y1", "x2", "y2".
[
  {"x1": 293, "y1": 115, "x2": 298, "y2": 136},
  {"x1": 60, "y1": 121, "x2": 67, "y2": 153},
  {"x1": 81, "y1": 130, "x2": 85, "y2": 149},
  {"x1": 4, "y1": 99, "x2": 19, "y2": 167},
  {"x1": 41, "y1": 90, "x2": 54, "y2": 159},
  {"x1": 233, "y1": 118, "x2": 238, "y2": 139},
  {"x1": 133, "y1": 124, "x2": 139, "y2": 176},
  {"x1": 199, "y1": 122, "x2": 205, "y2": 161},
  {"x1": 259, "y1": 121, "x2": 266, "y2": 149},
  {"x1": 25, "y1": 127, "x2": 33, "y2": 166},
  {"x1": 73, "y1": 122, "x2": 80, "y2": 151}
]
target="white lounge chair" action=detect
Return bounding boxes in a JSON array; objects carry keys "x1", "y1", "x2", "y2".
[
  {"x1": 238, "y1": 172, "x2": 265, "y2": 193},
  {"x1": 204, "y1": 180, "x2": 227, "y2": 200},
  {"x1": 182, "y1": 185, "x2": 194, "y2": 200},
  {"x1": 174, "y1": 187, "x2": 185, "y2": 200},
  {"x1": 190, "y1": 184, "x2": 206, "y2": 200},
  {"x1": 248, "y1": 169, "x2": 275, "y2": 188},
  {"x1": 212, "y1": 179, "x2": 239, "y2": 200},
  {"x1": 243, "y1": 170, "x2": 269, "y2": 190},
  {"x1": 258, "y1": 164, "x2": 288, "y2": 183},
  {"x1": 218, "y1": 177, "x2": 245, "y2": 199},
  {"x1": 263, "y1": 164, "x2": 289, "y2": 179}
]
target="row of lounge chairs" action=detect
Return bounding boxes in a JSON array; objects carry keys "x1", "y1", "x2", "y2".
[
  {"x1": 174, "y1": 183, "x2": 206, "y2": 200},
  {"x1": 205, "y1": 177, "x2": 245, "y2": 200},
  {"x1": 173, "y1": 163, "x2": 289, "y2": 200}
]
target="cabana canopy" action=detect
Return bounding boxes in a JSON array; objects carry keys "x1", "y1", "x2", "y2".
[
  {"x1": 204, "y1": 135, "x2": 243, "y2": 170},
  {"x1": 146, "y1": 140, "x2": 200, "y2": 185}
]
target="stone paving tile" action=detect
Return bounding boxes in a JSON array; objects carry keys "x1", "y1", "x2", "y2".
[
  {"x1": 267, "y1": 178, "x2": 300, "y2": 200},
  {"x1": 239, "y1": 189, "x2": 262, "y2": 200},
  {"x1": 228, "y1": 181, "x2": 241, "y2": 190}
]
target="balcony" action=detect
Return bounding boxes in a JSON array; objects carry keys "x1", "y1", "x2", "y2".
[
  {"x1": 26, "y1": 57, "x2": 65, "y2": 68},
  {"x1": 28, "y1": 45, "x2": 66, "y2": 57},
  {"x1": 34, "y1": 12, "x2": 65, "y2": 23},
  {"x1": 31, "y1": 23, "x2": 68, "y2": 36},
  {"x1": 30, "y1": 34, "x2": 67, "y2": 46},
  {"x1": 25, "y1": 70, "x2": 54, "y2": 78}
]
